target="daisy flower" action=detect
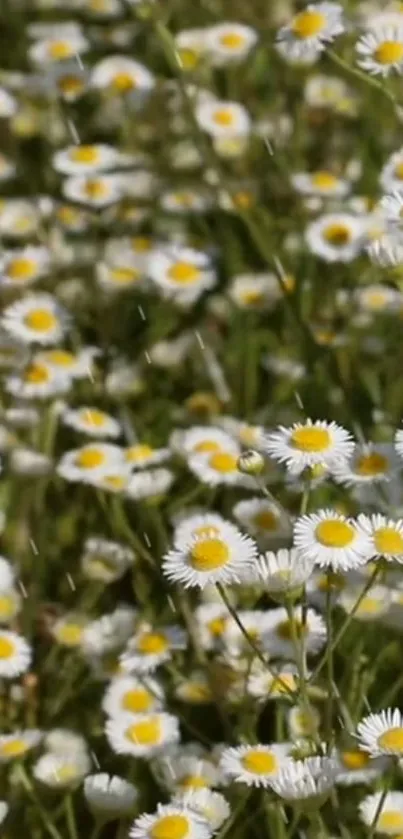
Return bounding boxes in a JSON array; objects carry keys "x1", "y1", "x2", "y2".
[
  {"x1": 172, "y1": 790, "x2": 230, "y2": 831},
  {"x1": 380, "y1": 147, "x2": 403, "y2": 193},
  {"x1": 264, "y1": 419, "x2": 354, "y2": 475},
  {"x1": 335, "y1": 750, "x2": 390, "y2": 786},
  {"x1": 356, "y1": 24, "x2": 403, "y2": 76},
  {"x1": 205, "y1": 22, "x2": 258, "y2": 64},
  {"x1": 81, "y1": 537, "x2": 134, "y2": 583},
  {"x1": 171, "y1": 427, "x2": 238, "y2": 458},
  {"x1": 338, "y1": 583, "x2": 392, "y2": 621},
  {"x1": 130, "y1": 804, "x2": 213, "y2": 839},
  {"x1": 247, "y1": 662, "x2": 299, "y2": 701},
  {"x1": 232, "y1": 499, "x2": 291, "y2": 546},
  {"x1": 305, "y1": 213, "x2": 366, "y2": 262},
  {"x1": 287, "y1": 706, "x2": 321, "y2": 740},
  {"x1": 353, "y1": 285, "x2": 403, "y2": 315},
  {"x1": 0, "y1": 587, "x2": 18, "y2": 625},
  {"x1": 51, "y1": 614, "x2": 89, "y2": 648},
  {"x1": 294, "y1": 509, "x2": 372, "y2": 570},
  {"x1": 269, "y1": 754, "x2": 339, "y2": 803},
  {"x1": 0, "y1": 730, "x2": 42, "y2": 762},
  {"x1": 52, "y1": 144, "x2": 120, "y2": 175},
  {"x1": 162, "y1": 523, "x2": 257, "y2": 589},
  {"x1": 255, "y1": 548, "x2": 315, "y2": 595},
  {"x1": 91, "y1": 56, "x2": 155, "y2": 95},
  {"x1": 1, "y1": 293, "x2": 68, "y2": 346},
  {"x1": 160, "y1": 190, "x2": 211, "y2": 215},
  {"x1": 188, "y1": 450, "x2": 253, "y2": 488},
  {"x1": 357, "y1": 708, "x2": 403, "y2": 757},
  {"x1": 33, "y1": 751, "x2": 91, "y2": 788},
  {"x1": 0, "y1": 246, "x2": 51, "y2": 288},
  {"x1": 223, "y1": 609, "x2": 270, "y2": 658},
  {"x1": 5, "y1": 359, "x2": 70, "y2": 400},
  {"x1": 195, "y1": 100, "x2": 251, "y2": 138},
  {"x1": 155, "y1": 754, "x2": 222, "y2": 793},
  {"x1": 263, "y1": 606, "x2": 327, "y2": 659},
  {"x1": 357, "y1": 514, "x2": 403, "y2": 562},
  {"x1": 62, "y1": 174, "x2": 122, "y2": 207},
  {"x1": 102, "y1": 675, "x2": 164, "y2": 717},
  {"x1": 360, "y1": 791, "x2": 403, "y2": 833},
  {"x1": 57, "y1": 444, "x2": 123, "y2": 484},
  {"x1": 126, "y1": 469, "x2": 174, "y2": 501},
  {"x1": 0, "y1": 630, "x2": 32, "y2": 677},
  {"x1": 175, "y1": 673, "x2": 214, "y2": 704},
  {"x1": 84, "y1": 773, "x2": 138, "y2": 819},
  {"x1": 291, "y1": 170, "x2": 350, "y2": 198},
  {"x1": 276, "y1": 3, "x2": 345, "y2": 62},
  {"x1": 149, "y1": 246, "x2": 216, "y2": 303},
  {"x1": 220, "y1": 743, "x2": 291, "y2": 788},
  {"x1": 28, "y1": 32, "x2": 89, "y2": 64},
  {"x1": 120, "y1": 624, "x2": 187, "y2": 673},
  {"x1": 194, "y1": 603, "x2": 229, "y2": 650},
  {"x1": 106, "y1": 713, "x2": 180, "y2": 757},
  {"x1": 50, "y1": 63, "x2": 88, "y2": 102},
  {"x1": 62, "y1": 406, "x2": 121, "y2": 439}
]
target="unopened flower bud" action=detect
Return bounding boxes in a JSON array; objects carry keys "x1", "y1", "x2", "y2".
[{"x1": 237, "y1": 449, "x2": 265, "y2": 475}]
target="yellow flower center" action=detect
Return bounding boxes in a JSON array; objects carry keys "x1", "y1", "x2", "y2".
[
  {"x1": 110, "y1": 72, "x2": 136, "y2": 92},
  {"x1": 395, "y1": 162, "x2": 403, "y2": 180},
  {"x1": 56, "y1": 623, "x2": 83, "y2": 646},
  {"x1": 290, "y1": 426, "x2": 331, "y2": 452},
  {"x1": 233, "y1": 191, "x2": 253, "y2": 208},
  {"x1": 208, "y1": 452, "x2": 238, "y2": 473},
  {"x1": 122, "y1": 688, "x2": 153, "y2": 713},
  {"x1": 355, "y1": 452, "x2": 388, "y2": 476},
  {"x1": 0, "y1": 637, "x2": 15, "y2": 659},
  {"x1": 374, "y1": 40, "x2": 403, "y2": 65},
  {"x1": 180, "y1": 683, "x2": 212, "y2": 701},
  {"x1": 178, "y1": 48, "x2": 199, "y2": 69},
  {"x1": 127, "y1": 718, "x2": 161, "y2": 746},
  {"x1": 23, "y1": 363, "x2": 50, "y2": 384},
  {"x1": 43, "y1": 350, "x2": 75, "y2": 367},
  {"x1": 0, "y1": 738, "x2": 29, "y2": 758},
  {"x1": 220, "y1": 32, "x2": 245, "y2": 49},
  {"x1": 84, "y1": 180, "x2": 109, "y2": 199},
  {"x1": 101, "y1": 474, "x2": 127, "y2": 490},
  {"x1": 58, "y1": 76, "x2": 84, "y2": 96},
  {"x1": 374, "y1": 527, "x2": 403, "y2": 555},
  {"x1": 180, "y1": 774, "x2": 209, "y2": 788},
  {"x1": 125, "y1": 444, "x2": 154, "y2": 463},
  {"x1": 57, "y1": 206, "x2": 80, "y2": 224},
  {"x1": 207, "y1": 616, "x2": 227, "y2": 636},
  {"x1": 75, "y1": 448, "x2": 106, "y2": 469},
  {"x1": 317, "y1": 572, "x2": 345, "y2": 592},
  {"x1": 48, "y1": 41, "x2": 73, "y2": 59},
  {"x1": 311, "y1": 171, "x2": 338, "y2": 190},
  {"x1": 212, "y1": 108, "x2": 234, "y2": 126},
  {"x1": 356, "y1": 597, "x2": 383, "y2": 616},
  {"x1": 80, "y1": 409, "x2": 108, "y2": 427},
  {"x1": 253, "y1": 510, "x2": 278, "y2": 531},
  {"x1": 378, "y1": 727, "x2": 403, "y2": 752},
  {"x1": 270, "y1": 673, "x2": 297, "y2": 694},
  {"x1": 292, "y1": 10, "x2": 326, "y2": 38},
  {"x1": 70, "y1": 146, "x2": 100, "y2": 165},
  {"x1": 276, "y1": 619, "x2": 306, "y2": 641},
  {"x1": 190, "y1": 538, "x2": 230, "y2": 571},
  {"x1": 193, "y1": 440, "x2": 221, "y2": 453},
  {"x1": 137, "y1": 633, "x2": 168, "y2": 655},
  {"x1": 24, "y1": 309, "x2": 57, "y2": 332},
  {"x1": 378, "y1": 812, "x2": 403, "y2": 832},
  {"x1": 240, "y1": 289, "x2": 265, "y2": 306},
  {"x1": 315, "y1": 519, "x2": 355, "y2": 548},
  {"x1": 0, "y1": 596, "x2": 16, "y2": 620},
  {"x1": 7, "y1": 258, "x2": 36, "y2": 280},
  {"x1": 341, "y1": 750, "x2": 370, "y2": 770},
  {"x1": 241, "y1": 750, "x2": 278, "y2": 774},
  {"x1": 168, "y1": 261, "x2": 201, "y2": 284},
  {"x1": 110, "y1": 267, "x2": 140, "y2": 285},
  {"x1": 364, "y1": 291, "x2": 389, "y2": 310},
  {"x1": 150, "y1": 816, "x2": 189, "y2": 839},
  {"x1": 323, "y1": 223, "x2": 351, "y2": 246}
]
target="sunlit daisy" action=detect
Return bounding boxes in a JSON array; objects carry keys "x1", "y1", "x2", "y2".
[
  {"x1": 220, "y1": 743, "x2": 291, "y2": 788},
  {"x1": 232, "y1": 499, "x2": 291, "y2": 546},
  {"x1": 63, "y1": 174, "x2": 122, "y2": 207},
  {"x1": 52, "y1": 144, "x2": 120, "y2": 175},
  {"x1": 195, "y1": 100, "x2": 251, "y2": 138},
  {"x1": 357, "y1": 708, "x2": 403, "y2": 756},
  {"x1": 360, "y1": 791, "x2": 403, "y2": 833},
  {"x1": 91, "y1": 56, "x2": 155, "y2": 95},
  {"x1": 106, "y1": 712, "x2": 180, "y2": 757},
  {"x1": 33, "y1": 751, "x2": 91, "y2": 788},
  {"x1": 28, "y1": 32, "x2": 89, "y2": 64},
  {"x1": 270, "y1": 754, "x2": 338, "y2": 802},
  {"x1": 172, "y1": 790, "x2": 230, "y2": 831},
  {"x1": 339, "y1": 583, "x2": 392, "y2": 621},
  {"x1": 255, "y1": 548, "x2": 315, "y2": 595},
  {"x1": 124, "y1": 443, "x2": 170, "y2": 470},
  {"x1": 288, "y1": 706, "x2": 321, "y2": 740},
  {"x1": 194, "y1": 603, "x2": 229, "y2": 650},
  {"x1": 37, "y1": 346, "x2": 99, "y2": 379},
  {"x1": 172, "y1": 427, "x2": 238, "y2": 458},
  {"x1": 380, "y1": 147, "x2": 403, "y2": 192},
  {"x1": 149, "y1": 246, "x2": 216, "y2": 303},
  {"x1": 0, "y1": 730, "x2": 42, "y2": 762},
  {"x1": 103, "y1": 675, "x2": 164, "y2": 717},
  {"x1": 357, "y1": 513, "x2": 403, "y2": 562},
  {"x1": 156, "y1": 753, "x2": 222, "y2": 793},
  {"x1": 81, "y1": 537, "x2": 134, "y2": 583},
  {"x1": 335, "y1": 750, "x2": 389, "y2": 786},
  {"x1": 131, "y1": 804, "x2": 213, "y2": 839},
  {"x1": 356, "y1": 24, "x2": 403, "y2": 76},
  {"x1": 0, "y1": 246, "x2": 51, "y2": 288},
  {"x1": 0, "y1": 630, "x2": 31, "y2": 677},
  {"x1": 188, "y1": 449, "x2": 253, "y2": 488},
  {"x1": 57, "y1": 443, "x2": 123, "y2": 484},
  {"x1": 1, "y1": 294, "x2": 67, "y2": 346},
  {"x1": 276, "y1": 3, "x2": 345, "y2": 62},
  {"x1": 173, "y1": 513, "x2": 231, "y2": 551},
  {"x1": 305, "y1": 213, "x2": 365, "y2": 262},
  {"x1": 263, "y1": 605, "x2": 327, "y2": 659},
  {"x1": 62, "y1": 406, "x2": 121, "y2": 439},
  {"x1": 5, "y1": 359, "x2": 70, "y2": 400},
  {"x1": 126, "y1": 469, "x2": 174, "y2": 501},
  {"x1": 354, "y1": 285, "x2": 403, "y2": 314},
  {"x1": 162, "y1": 523, "x2": 258, "y2": 588},
  {"x1": 291, "y1": 170, "x2": 350, "y2": 198},
  {"x1": 264, "y1": 419, "x2": 354, "y2": 475},
  {"x1": 120, "y1": 624, "x2": 187, "y2": 673},
  {"x1": 294, "y1": 509, "x2": 372, "y2": 570},
  {"x1": 247, "y1": 662, "x2": 299, "y2": 701},
  {"x1": 205, "y1": 22, "x2": 258, "y2": 64}
]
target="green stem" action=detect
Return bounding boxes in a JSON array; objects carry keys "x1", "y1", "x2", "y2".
[
  {"x1": 64, "y1": 794, "x2": 78, "y2": 839},
  {"x1": 17, "y1": 764, "x2": 63, "y2": 839}
]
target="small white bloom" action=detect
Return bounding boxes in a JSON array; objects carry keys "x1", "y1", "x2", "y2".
[
  {"x1": 270, "y1": 754, "x2": 338, "y2": 802},
  {"x1": 106, "y1": 712, "x2": 180, "y2": 757},
  {"x1": 305, "y1": 213, "x2": 366, "y2": 262},
  {"x1": 33, "y1": 751, "x2": 91, "y2": 787},
  {"x1": 294, "y1": 509, "x2": 372, "y2": 571},
  {"x1": 120, "y1": 624, "x2": 187, "y2": 674},
  {"x1": 0, "y1": 630, "x2": 32, "y2": 678},
  {"x1": 162, "y1": 523, "x2": 258, "y2": 589},
  {"x1": 356, "y1": 24, "x2": 403, "y2": 76},
  {"x1": 357, "y1": 513, "x2": 403, "y2": 562},
  {"x1": 255, "y1": 548, "x2": 314, "y2": 594},
  {"x1": 359, "y1": 791, "x2": 403, "y2": 833},
  {"x1": 130, "y1": 804, "x2": 212, "y2": 839},
  {"x1": 84, "y1": 773, "x2": 138, "y2": 818},
  {"x1": 264, "y1": 419, "x2": 354, "y2": 475},
  {"x1": 357, "y1": 708, "x2": 403, "y2": 757},
  {"x1": 276, "y1": 3, "x2": 345, "y2": 62},
  {"x1": 220, "y1": 743, "x2": 291, "y2": 788},
  {"x1": 102, "y1": 675, "x2": 164, "y2": 716},
  {"x1": 1, "y1": 294, "x2": 68, "y2": 346},
  {"x1": 0, "y1": 730, "x2": 42, "y2": 762},
  {"x1": 195, "y1": 100, "x2": 251, "y2": 138},
  {"x1": 62, "y1": 406, "x2": 121, "y2": 439}
]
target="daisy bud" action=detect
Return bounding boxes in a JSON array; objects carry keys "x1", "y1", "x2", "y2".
[{"x1": 237, "y1": 450, "x2": 265, "y2": 476}]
